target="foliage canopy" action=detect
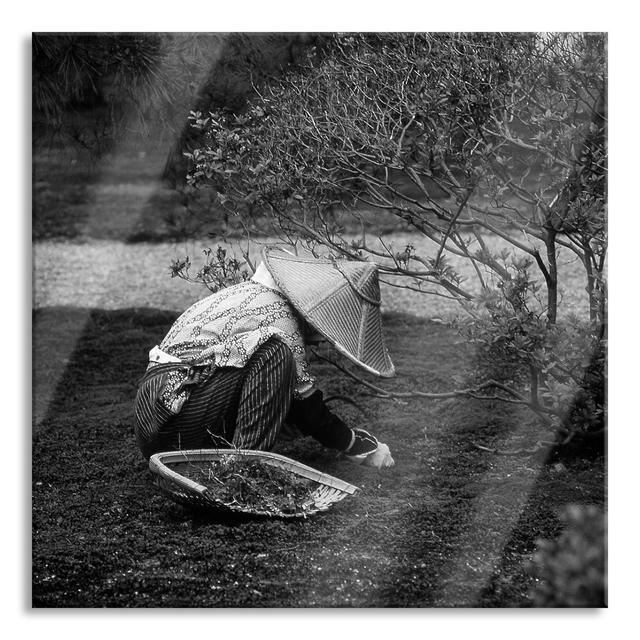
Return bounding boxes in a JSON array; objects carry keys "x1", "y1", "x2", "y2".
[{"x1": 184, "y1": 32, "x2": 607, "y2": 442}]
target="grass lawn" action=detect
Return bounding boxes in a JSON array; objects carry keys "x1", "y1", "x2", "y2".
[
  {"x1": 32, "y1": 306, "x2": 604, "y2": 607},
  {"x1": 31, "y1": 143, "x2": 606, "y2": 608}
]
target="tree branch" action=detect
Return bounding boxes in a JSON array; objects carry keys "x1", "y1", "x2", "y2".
[{"x1": 312, "y1": 349, "x2": 546, "y2": 415}]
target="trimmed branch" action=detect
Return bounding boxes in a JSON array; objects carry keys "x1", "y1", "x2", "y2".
[{"x1": 312, "y1": 349, "x2": 553, "y2": 426}]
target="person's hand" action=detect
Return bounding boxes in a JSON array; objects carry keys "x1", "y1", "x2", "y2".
[
  {"x1": 344, "y1": 428, "x2": 395, "y2": 469},
  {"x1": 362, "y1": 442, "x2": 394, "y2": 468}
]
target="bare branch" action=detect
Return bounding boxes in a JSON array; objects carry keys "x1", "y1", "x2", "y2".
[{"x1": 312, "y1": 349, "x2": 545, "y2": 414}]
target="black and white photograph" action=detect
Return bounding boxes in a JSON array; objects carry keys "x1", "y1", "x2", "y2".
[{"x1": 23, "y1": 10, "x2": 620, "y2": 619}]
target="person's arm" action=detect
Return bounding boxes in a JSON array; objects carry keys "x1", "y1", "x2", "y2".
[
  {"x1": 287, "y1": 389, "x2": 394, "y2": 468},
  {"x1": 288, "y1": 388, "x2": 351, "y2": 449}
]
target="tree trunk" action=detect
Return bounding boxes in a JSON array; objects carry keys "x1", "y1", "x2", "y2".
[{"x1": 544, "y1": 228, "x2": 558, "y2": 324}]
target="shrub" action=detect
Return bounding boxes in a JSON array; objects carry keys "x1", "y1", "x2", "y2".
[
  {"x1": 459, "y1": 258, "x2": 605, "y2": 442},
  {"x1": 528, "y1": 504, "x2": 606, "y2": 607},
  {"x1": 184, "y1": 33, "x2": 607, "y2": 442}
]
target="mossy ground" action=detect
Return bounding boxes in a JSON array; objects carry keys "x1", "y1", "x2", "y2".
[
  {"x1": 32, "y1": 143, "x2": 605, "y2": 608},
  {"x1": 32, "y1": 307, "x2": 604, "y2": 607}
]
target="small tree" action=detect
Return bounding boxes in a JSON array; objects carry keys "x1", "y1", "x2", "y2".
[{"x1": 183, "y1": 33, "x2": 607, "y2": 443}]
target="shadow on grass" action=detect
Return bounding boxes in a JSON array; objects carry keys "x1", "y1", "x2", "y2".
[
  {"x1": 33, "y1": 147, "x2": 235, "y2": 244},
  {"x1": 32, "y1": 307, "x2": 605, "y2": 607}
]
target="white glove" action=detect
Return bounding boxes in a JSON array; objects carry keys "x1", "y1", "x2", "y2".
[
  {"x1": 362, "y1": 442, "x2": 395, "y2": 469},
  {"x1": 344, "y1": 429, "x2": 395, "y2": 469}
]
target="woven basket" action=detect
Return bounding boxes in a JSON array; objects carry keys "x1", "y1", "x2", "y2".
[{"x1": 149, "y1": 449, "x2": 359, "y2": 518}]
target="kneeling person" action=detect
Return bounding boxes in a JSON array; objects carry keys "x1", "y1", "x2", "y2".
[{"x1": 134, "y1": 247, "x2": 395, "y2": 469}]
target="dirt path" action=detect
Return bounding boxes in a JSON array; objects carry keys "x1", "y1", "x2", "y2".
[{"x1": 34, "y1": 236, "x2": 590, "y2": 317}]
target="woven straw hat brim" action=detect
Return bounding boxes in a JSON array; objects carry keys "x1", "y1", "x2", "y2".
[{"x1": 261, "y1": 247, "x2": 395, "y2": 378}]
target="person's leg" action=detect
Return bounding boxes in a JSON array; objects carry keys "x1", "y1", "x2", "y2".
[
  {"x1": 137, "y1": 338, "x2": 296, "y2": 456},
  {"x1": 133, "y1": 367, "x2": 176, "y2": 459},
  {"x1": 157, "y1": 366, "x2": 245, "y2": 452},
  {"x1": 232, "y1": 337, "x2": 296, "y2": 450}
]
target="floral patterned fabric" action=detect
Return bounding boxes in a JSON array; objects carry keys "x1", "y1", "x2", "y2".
[{"x1": 151, "y1": 281, "x2": 315, "y2": 411}]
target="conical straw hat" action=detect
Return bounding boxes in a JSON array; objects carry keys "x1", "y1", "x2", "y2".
[{"x1": 261, "y1": 247, "x2": 395, "y2": 377}]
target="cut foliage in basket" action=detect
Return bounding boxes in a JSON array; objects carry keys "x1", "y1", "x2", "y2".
[{"x1": 149, "y1": 449, "x2": 360, "y2": 518}]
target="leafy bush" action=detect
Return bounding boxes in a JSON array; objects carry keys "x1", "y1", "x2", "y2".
[
  {"x1": 459, "y1": 257, "x2": 605, "y2": 441},
  {"x1": 528, "y1": 504, "x2": 606, "y2": 607},
  {"x1": 170, "y1": 245, "x2": 250, "y2": 293},
  {"x1": 184, "y1": 33, "x2": 607, "y2": 442}
]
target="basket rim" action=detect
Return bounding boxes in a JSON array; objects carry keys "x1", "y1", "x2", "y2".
[{"x1": 149, "y1": 448, "x2": 360, "y2": 497}]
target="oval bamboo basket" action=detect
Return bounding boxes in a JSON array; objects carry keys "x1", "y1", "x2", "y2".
[{"x1": 149, "y1": 449, "x2": 360, "y2": 518}]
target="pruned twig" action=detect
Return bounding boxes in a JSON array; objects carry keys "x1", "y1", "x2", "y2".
[
  {"x1": 472, "y1": 441, "x2": 555, "y2": 456},
  {"x1": 312, "y1": 349, "x2": 545, "y2": 414}
]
